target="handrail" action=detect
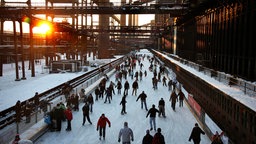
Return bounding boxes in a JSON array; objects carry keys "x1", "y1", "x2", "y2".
[
  {"x1": 161, "y1": 51, "x2": 256, "y2": 97},
  {"x1": 0, "y1": 55, "x2": 127, "y2": 130}
]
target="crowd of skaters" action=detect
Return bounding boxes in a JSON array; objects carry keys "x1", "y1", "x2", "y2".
[{"x1": 14, "y1": 52, "x2": 223, "y2": 144}]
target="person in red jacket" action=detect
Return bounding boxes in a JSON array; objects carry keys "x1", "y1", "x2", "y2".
[
  {"x1": 64, "y1": 106, "x2": 73, "y2": 131},
  {"x1": 97, "y1": 113, "x2": 111, "y2": 140}
]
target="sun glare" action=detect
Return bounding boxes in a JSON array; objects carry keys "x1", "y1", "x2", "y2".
[{"x1": 33, "y1": 22, "x2": 52, "y2": 34}]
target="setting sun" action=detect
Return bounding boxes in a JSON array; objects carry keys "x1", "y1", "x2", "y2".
[{"x1": 33, "y1": 22, "x2": 53, "y2": 34}]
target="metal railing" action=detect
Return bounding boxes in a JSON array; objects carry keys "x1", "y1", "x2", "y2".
[
  {"x1": 161, "y1": 51, "x2": 256, "y2": 97},
  {"x1": 0, "y1": 55, "x2": 126, "y2": 130}
]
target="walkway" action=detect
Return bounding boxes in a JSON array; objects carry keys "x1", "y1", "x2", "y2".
[{"x1": 35, "y1": 50, "x2": 211, "y2": 144}]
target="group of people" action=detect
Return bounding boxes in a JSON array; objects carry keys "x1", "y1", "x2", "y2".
[
  {"x1": 118, "y1": 121, "x2": 166, "y2": 144},
  {"x1": 14, "y1": 53, "x2": 226, "y2": 144}
]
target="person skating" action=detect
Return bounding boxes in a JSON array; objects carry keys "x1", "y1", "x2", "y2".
[
  {"x1": 134, "y1": 71, "x2": 139, "y2": 81},
  {"x1": 118, "y1": 122, "x2": 134, "y2": 144},
  {"x1": 189, "y1": 123, "x2": 205, "y2": 144},
  {"x1": 139, "y1": 70, "x2": 143, "y2": 81},
  {"x1": 157, "y1": 70, "x2": 161, "y2": 81},
  {"x1": 132, "y1": 80, "x2": 139, "y2": 96},
  {"x1": 144, "y1": 70, "x2": 147, "y2": 77},
  {"x1": 97, "y1": 113, "x2": 111, "y2": 140},
  {"x1": 152, "y1": 77, "x2": 158, "y2": 90},
  {"x1": 124, "y1": 81, "x2": 130, "y2": 96},
  {"x1": 140, "y1": 63, "x2": 144, "y2": 70},
  {"x1": 116, "y1": 80, "x2": 122, "y2": 95},
  {"x1": 177, "y1": 89, "x2": 185, "y2": 107},
  {"x1": 136, "y1": 91, "x2": 148, "y2": 111},
  {"x1": 82, "y1": 102, "x2": 92, "y2": 125},
  {"x1": 169, "y1": 91, "x2": 178, "y2": 111},
  {"x1": 95, "y1": 87, "x2": 100, "y2": 101},
  {"x1": 99, "y1": 82, "x2": 106, "y2": 99},
  {"x1": 158, "y1": 98, "x2": 166, "y2": 117},
  {"x1": 87, "y1": 93, "x2": 94, "y2": 112},
  {"x1": 146, "y1": 104, "x2": 159, "y2": 131},
  {"x1": 104, "y1": 87, "x2": 112, "y2": 103},
  {"x1": 162, "y1": 76, "x2": 167, "y2": 87},
  {"x1": 120, "y1": 95, "x2": 127, "y2": 115},
  {"x1": 152, "y1": 128, "x2": 165, "y2": 144},
  {"x1": 167, "y1": 79, "x2": 172, "y2": 91},
  {"x1": 64, "y1": 106, "x2": 73, "y2": 131},
  {"x1": 142, "y1": 129, "x2": 153, "y2": 144},
  {"x1": 108, "y1": 81, "x2": 116, "y2": 97}
]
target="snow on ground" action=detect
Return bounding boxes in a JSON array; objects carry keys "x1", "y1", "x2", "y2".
[{"x1": 1, "y1": 49, "x2": 211, "y2": 144}]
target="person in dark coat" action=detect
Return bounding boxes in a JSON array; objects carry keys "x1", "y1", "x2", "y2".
[
  {"x1": 104, "y1": 87, "x2": 112, "y2": 103},
  {"x1": 139, "y1": 70, "x2": 143, "y2": 81},
  {"x1": 116, "y1": 80, "x2": 122, "y2": 95},
  {"x1": 169, "y1": 91, "x2": 178, "y2": 111},
  {"x1": 152, "y1": 77, "x2": 158, "y2": 90},
  {"x1": 162, "y1": 76, "x2": 167, "y2": 87},
  {"x1": 87, "y1": 94, "x2": 94, "y2": 112},
  {"x1": 15, "y1": 100, "x2": 21, "y2": 123},
  {"x1": 144, "y1": 70, "x2": 147, "y2": 77},
  {"x1": 54, "y1": 104, "x2": 64, "y2": 131},
  {"x1": 172, "y1": 80, "x2": 177, "y2": 91},
  {"x1": 146, "y1": 104, "x2": 159, "y2": 131},
  {"x1": 189, "y1": 123, "x2": 205, "y2": 144},
  {"x1": 123, "y1": 81, "x2": 130, "y2": 96},
  {"x1": 73, "y1": 94, "x2": 79, "y2": 111},
  {"x1": 136, "y1": 91, "x2": 148, "y2": 111},
  {"x1": 152, "y1": 128, "x2": 165, "y2": 144},
  {"x1": 33, "y1": 92, "x2": 40, "y2": 112},
  {"x1": 62, "y1": 82, "x2": 72, "y2": 101},
  {"x1": 82, "y1": 102, "x2": 92, "y2": 125},
  {"x1": 142, "y1": 129, "x2": 153, "y2": 144},
  {"x1": 95, "y1": 87, "x2": 100, "y2": 101},
  {"x1": 178, "y1": 89, "x2": 185, "y2": 107},
  {"x1": 134, "y1": 71, "x2": 139, "y2": 81},
  {"x1": 97, "y1": 113, "x2": 111, "y2": 140},
  {"x1": 99, "y1": 82, "x2": 106, "y2": 99},
  {"x1": 49, "y1": 107, "x2": 56, "y2": 131},
  {"x1": 120, "y1": 95, "x2": 127, "y2": 115},
  {"x1": 158, "y1": 98, "x2": 166, "y2": 117},
  {"x1": 132, "y1": 80, "x2": 139, "y2": 96},
  {"x1": 167, "y1": 79, "x2": 172, "y2": 91},
  {"x1": 109, "y1": 81, "x2": 116, "y2": 96}
]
